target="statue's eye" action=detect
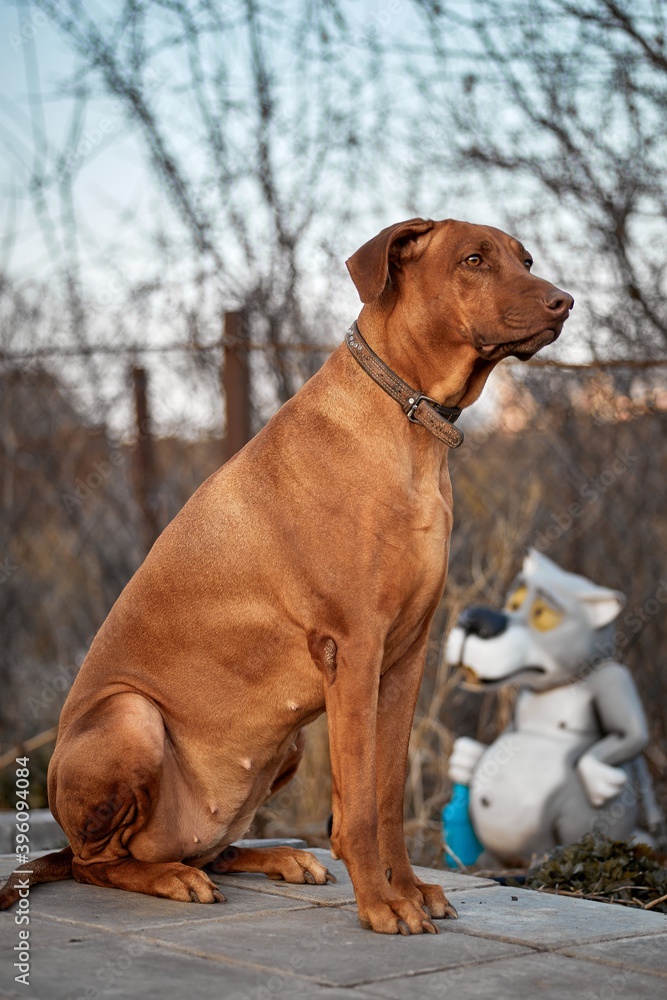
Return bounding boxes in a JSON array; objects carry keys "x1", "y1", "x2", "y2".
[
  {"x1": 505, "y1": 584, "x2": 528, "y2": 612},
  {"x1": 530, "y1": 598, "x2": 563, "y2": 632}
]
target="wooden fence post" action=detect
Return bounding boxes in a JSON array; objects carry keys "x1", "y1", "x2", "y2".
[
  {"x1": 223, "y1": 311, "x2": 252, "y2": 461},
  {"x1": 132, "y1": 365, "x2": 161, "y2": 553}
]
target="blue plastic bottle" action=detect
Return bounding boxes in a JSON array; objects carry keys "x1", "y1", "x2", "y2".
[{"x1": 442, "y1": 783, "x2": 484, "y2": 869}]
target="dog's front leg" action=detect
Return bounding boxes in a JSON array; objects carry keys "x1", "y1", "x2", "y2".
[
  {"x1": 375, "y1": 636, "x2": 457, "y2": 925},
  {"x1": 312, "y1": 634, "x2": 435, "y2": 934}
]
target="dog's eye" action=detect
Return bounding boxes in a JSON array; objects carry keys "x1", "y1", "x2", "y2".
[
  {"x1": 524, "y1": 258, "x2": 533, "y2": 270},
  {"x1": 505, "y1": 584, "x2": 527, "y2": 612},
  {"x1": 530, "y1": 598, "x2": 563, "y2": 632},
  {"x1": 465, "y1": 254, "x2": 482, "y2": 266}
]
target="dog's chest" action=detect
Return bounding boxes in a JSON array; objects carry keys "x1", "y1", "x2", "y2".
[
  {"x1": 380, "y1": 491, "x2": 451, "y2": 656},
  {"x1": 401, "y1": 487, "x2": 451, "y2": 579}
]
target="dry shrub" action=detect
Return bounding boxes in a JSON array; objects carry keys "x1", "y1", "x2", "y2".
[{"x1": 2, "y1": 367, "x2": 664, "y2": 871}]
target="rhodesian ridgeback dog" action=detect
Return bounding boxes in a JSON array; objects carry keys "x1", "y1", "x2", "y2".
[{"x1": 0, "y1": 219, "x2": 572, "y2": 934}]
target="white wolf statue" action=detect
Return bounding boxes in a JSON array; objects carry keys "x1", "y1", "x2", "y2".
[{"x1": 446, "y1": 550, "x2": 660, "y2": 864}]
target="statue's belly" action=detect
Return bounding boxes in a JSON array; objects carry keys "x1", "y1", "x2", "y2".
[{"x1": 469, "y1": 731, "x2": 584, "y2": 859}]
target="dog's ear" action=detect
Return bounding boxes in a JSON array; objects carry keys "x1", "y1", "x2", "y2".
[{"x1": 346, "y1": 218, "x2": 435, "y2": 303}]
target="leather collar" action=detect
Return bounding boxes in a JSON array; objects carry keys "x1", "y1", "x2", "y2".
[{"x1": 345, "y1": 322, "x2": 464, "y2": 449}]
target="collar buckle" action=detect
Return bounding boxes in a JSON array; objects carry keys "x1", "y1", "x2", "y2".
[
  {"x1": 406, "y1": 393, "x2": 438, "y2": 423},
  {"x1": 407, "y1": 393, "x2": 461, "y2": 425}
]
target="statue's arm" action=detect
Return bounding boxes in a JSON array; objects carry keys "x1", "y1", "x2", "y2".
[
  {"x1": 576, "y1": 662, "x2": 649, "y2": 807},
  {"x1": 584, "y1": 662, "x2": 649, "y2": 765}
]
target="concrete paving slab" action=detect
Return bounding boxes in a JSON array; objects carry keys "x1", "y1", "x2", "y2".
[
  {"x1": 2, "y1": 850, "x2": 667, "y2": 999},
  {"x1": 361, "y1": 951, "x2": 665, "y2": 1000},
  {"x1": 341, "y1": 884, "x2": 667, "y2": 947},
  {"x1": 427, "y1": 884, "x2": 667, "y2": 948},
  {"x1": 561, "y1": 933, "x2": 667, "y2": 977},
  {"x1": 212, "y1": 849, "x2": 495, "y2": 907},
  {"x1": 143, "y1": 904, "x2": 530, "y2": 988},
  {"x1": 30, "y1": 880, "x2": 314, "y2": 932},
  {"x1": 0, "y1": 914, "x2": 381, "y2": 1000},
  {"x1": 0, "y1": 851, "x2": 312, "y2": 930}
]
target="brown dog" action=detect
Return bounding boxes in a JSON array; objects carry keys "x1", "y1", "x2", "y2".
[{"x1": 0, "y1": 219, "x2": 572, "y2": 934}]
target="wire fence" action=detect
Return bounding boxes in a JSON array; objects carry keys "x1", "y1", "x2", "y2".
[{"x1": 4, "y1": 342, "x2": 667, "y2": 365}]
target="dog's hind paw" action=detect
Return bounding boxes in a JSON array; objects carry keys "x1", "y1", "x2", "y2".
[
  {"x1": 72, "y1": 858, "x2": 226, "y2": 904},
  {"x1": 259, "y1": 848, "x2": 336, "y2": 885},
  {"x1": 208, "y1": 846, "x2": 336, "y2": 885}
]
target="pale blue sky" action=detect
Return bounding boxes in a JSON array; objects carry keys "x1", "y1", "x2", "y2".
[
  {"x1": 0, "y1": 0, "x2": 521, "y2": 284},
  {"x1": 0, "y1": 1, "x2": 605, "y2": 434}
]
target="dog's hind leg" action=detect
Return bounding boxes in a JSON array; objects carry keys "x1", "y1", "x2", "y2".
[{"x1": 51, "y1": 692, "x2": 223, "y2": 904}]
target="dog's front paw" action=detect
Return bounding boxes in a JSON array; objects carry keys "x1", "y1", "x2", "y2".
[
  {"x1": 416, "y1": 881, "x2": 458, "y2": 920},
  {"x1": 358, "y1": 895, "x2": 441, "y2": 935}
]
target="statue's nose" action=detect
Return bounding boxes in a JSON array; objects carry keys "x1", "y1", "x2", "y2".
[{"x1": 456, "y1": 606, "x2": 509, "y2": 640}]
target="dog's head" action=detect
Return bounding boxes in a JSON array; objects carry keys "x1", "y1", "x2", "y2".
[
  {"x1": 346, "y1": 218, "x2": 573, "y2": 362},
  {"x1": 445, "y1": 550, "x2": 625, "y2": 691}
]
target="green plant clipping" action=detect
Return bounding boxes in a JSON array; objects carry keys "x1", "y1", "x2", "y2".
[{"x1": 526, "y1": 833, "x2": 667, "y2": 913}]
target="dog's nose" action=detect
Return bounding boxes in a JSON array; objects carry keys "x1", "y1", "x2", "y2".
[
  {"x1": 456, "y1": 606, "x2": 509, "y2": 639},
  {"x1": 544, "y1": 287, "x2": 574, "y2": 317}
]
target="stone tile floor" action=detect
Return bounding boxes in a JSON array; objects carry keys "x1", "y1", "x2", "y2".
[{"x1": 1, "y1": 847, "x2": 666, "y2": 999}]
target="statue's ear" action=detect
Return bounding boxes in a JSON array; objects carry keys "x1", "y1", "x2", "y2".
[
  {"x1": 345, "y1": 218, "x2": 435, "y2": 303},
  {"x1": 525, "y1": 548, "x2": 625, "y2": 629},
  {"x1": 579, "y1": 589, "x2": 625, "y2": 629}
]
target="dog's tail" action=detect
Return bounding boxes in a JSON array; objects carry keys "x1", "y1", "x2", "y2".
[{"x1": 0, "y1": 847, "x2": 73, "y2": 910}]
